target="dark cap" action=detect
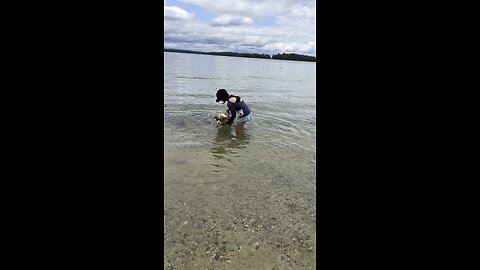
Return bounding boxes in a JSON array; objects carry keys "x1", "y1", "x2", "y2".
[{"x1": 216, "y1": 89, "x2": 229, "y2": 102}]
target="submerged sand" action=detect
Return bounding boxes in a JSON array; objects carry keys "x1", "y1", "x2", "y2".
[{"x1": 164, "y1": 143, "x2": 316, "y2": 269}]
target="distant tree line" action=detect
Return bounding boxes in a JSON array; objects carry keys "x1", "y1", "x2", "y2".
[
  {"x1": 209, "y1": 51, "x2": 271, "y2": 59},
  {"x1": 164, "y1": 48, "x2": 315, "y2": 62},
  {"x1": 271, "y1": 53, "x2": 316, "y2": 62}
]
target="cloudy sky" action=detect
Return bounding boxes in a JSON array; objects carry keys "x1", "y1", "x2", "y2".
[{"x1": 164, "y1": 0, "x2": 316, "y2": 56}]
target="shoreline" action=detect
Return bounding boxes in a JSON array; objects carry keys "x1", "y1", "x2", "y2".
[{"x1": 164, "y1": 49, "x2": 316, "y2": 62}]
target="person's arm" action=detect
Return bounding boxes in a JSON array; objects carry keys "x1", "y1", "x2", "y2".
[{"x1": 227, "y1": 104, "x2": 236, "y2": 124}]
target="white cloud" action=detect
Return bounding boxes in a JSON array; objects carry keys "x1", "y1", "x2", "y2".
[
  {"x1": 164, "y1": 0, "x2": 316, "y2": 56},
  {"x1": 164, "y1": 5, "x2": 194, "y2": 20},
  {"x1": 262, "y1": 41, "x2": 316, "y2": 55},
  {"x1": 211, "y1": 15, "x2": 253, "y2": 26},
  {"x1": 178, "y1": 0, "x2": 308, "y2": 17}
]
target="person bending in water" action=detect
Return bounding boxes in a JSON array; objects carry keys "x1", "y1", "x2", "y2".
[{"x1": 216, "y1": 89, "x2": 253, "y2": 130}]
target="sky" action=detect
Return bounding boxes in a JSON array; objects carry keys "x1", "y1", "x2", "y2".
[{"x1": 164, "y1": 0, "x2": 316, "y2": 56}]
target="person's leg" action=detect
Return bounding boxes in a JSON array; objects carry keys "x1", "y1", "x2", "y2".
[
  {"x1": 236, "y1": 113, "x2": 253, "y2": 130},
  {"x1": 235, "y1": 121, "x2": 246, "y2": 130}
]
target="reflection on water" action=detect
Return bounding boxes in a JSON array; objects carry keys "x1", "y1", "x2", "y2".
[
  {"x1": 210, "y1": 126, "x2": 251, "y2": 172},
  {"x1": 211, "y1": 126, "x2": 250, "y2": 156}
]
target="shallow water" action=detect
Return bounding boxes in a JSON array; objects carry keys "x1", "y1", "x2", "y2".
[{"x1": 164, "y1": 52, "x2": 316, "y2": 269}]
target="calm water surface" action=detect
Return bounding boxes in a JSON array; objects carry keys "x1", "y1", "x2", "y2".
[{"x1": 164, "y1": 52, "x2": 316, "y2": 269}]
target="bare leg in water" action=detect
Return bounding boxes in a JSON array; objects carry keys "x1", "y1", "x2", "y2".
[{"x1": 235, "y1": 122, "x2": 246, "y2": 131}]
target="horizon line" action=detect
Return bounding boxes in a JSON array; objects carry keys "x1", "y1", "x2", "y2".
[{"x1": 163, "y1": 48, "x2": 316, "y2": 58}]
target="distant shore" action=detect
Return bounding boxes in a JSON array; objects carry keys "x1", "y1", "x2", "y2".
[{"x1": 164, "y1": 48, "x2": 316, "y2": 62}]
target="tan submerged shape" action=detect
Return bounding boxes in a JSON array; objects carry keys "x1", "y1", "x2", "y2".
[{"x1": 213, "y1": 113, "x2": 228, "y2": 124}]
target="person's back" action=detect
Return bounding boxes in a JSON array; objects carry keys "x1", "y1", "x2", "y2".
[{"x1": 227, "y1": 95, "x2": 250, "y2": 117}]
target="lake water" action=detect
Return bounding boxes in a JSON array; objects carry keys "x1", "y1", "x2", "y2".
[{"x1": 164, "y1": 52, "x2": 316, "y2": 269}]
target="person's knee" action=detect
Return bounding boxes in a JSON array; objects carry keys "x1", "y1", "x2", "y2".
[{"x1": 235, "y1": 123, "x2": 245, "y2": 129}]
